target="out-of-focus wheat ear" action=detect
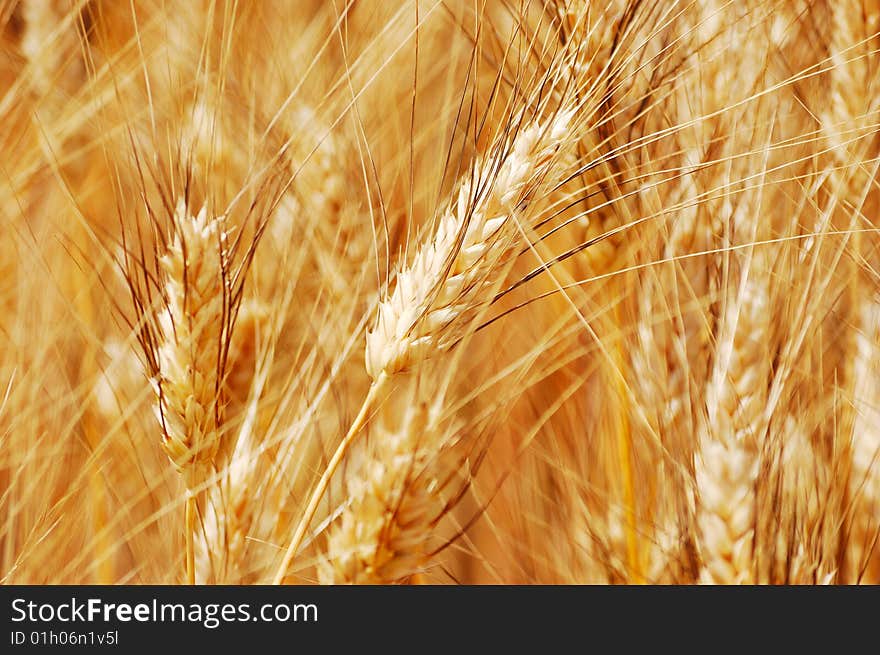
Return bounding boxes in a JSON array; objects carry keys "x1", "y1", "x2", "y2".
[
  {"x1": 180, "y1": 94, "x2": 249, "y2": 200},
  {"x1": 318, "y1": 401, "x2": 429, "y2": 583},
  {"x1": 851, "y1": 295, "x2": 880, "y2": 582},
  {"x1": 20, "y1": 0, "x2": 81, "y2": 98},
  {"x1": 365, "y1": 108, "x2": 575, "y2": 380},
  {"x1": 818, "y1": 0, "x2": 875, "y2": 329},
  {"x1": 225, "y1": 300, "x2": 269, "y2": 407},
  {"x1": 815, "y1": 3, "x2": 877, "y2": 583},
  {"x1": 291, "y1": 107, "x2": 367, "y2": 300},
  {"x1": 318, "y1": 391, "x2": 463, "y2": 584},
  {"x1": 214, "y1": 299, "x2": 269, "y2": 466},
  {"x1": 825, "y1": 0, "x2": 875, "y2": 169},
  {"x1": 629, "y1": 179, "x2": 715, "y2": 581},
  {"x1": 19, "y1": 0, "x2": 87, "y2": 166},
  {"x1": 554, "y1": 0, "x2": 633, "y2": 277},
  {"x1": 813, "y1": 0, "x2": 875, "y2": 371},
  {"x1": 707, "y1": 273, "x2": 772, "y2": 444},
  {"x1": 774, "y1": 419, "x2": 835, "y2": 584},
  {"x1": 195, "y1": 428, "x2": 262, "y2": 584},
  {"x1": 645, "y1": 520, "x2": 692, "y2": 584},
  {"x1": 195, "y1": 299, "x2": 269, "y2": 583},
  {"x1": 151, "y1": 200, "x2": 231, "y2": 584},
  {"x1": 89, "y1": 339, "x2": 151, "y2": 582}
]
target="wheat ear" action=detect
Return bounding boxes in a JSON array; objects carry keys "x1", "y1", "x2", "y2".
[
  {"x1": 365, "y1": 109, "x2": 574, "y2": 379},
  {"x1": 195, "y1": 300, "x2": 268, "y2": 583},
  {"x1": 825, "y1": 0, "x2": 874, "y2": 168},
  {"x1": 272, "y1": 109, "x2": 574, "y2": 583},
  {"x1": 20, "y1": 0, "x2": 78, "y2": 97},
  {"x1": 318, "y1": 399, "x2": 457, "y2": 583},
  {"x1": 697, "y1": 271, "x2": 771, "y2": 584},
  {"x1": 776, "y1": 419, "x2": 833, "y2": 584},
  {"x1": 153, "y1": 201, "x2": 230, "y2": 584},
  {"x1": 852, "y1": 295, "x2": 880, "y2": 581}
]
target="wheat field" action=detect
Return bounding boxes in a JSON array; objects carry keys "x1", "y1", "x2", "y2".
[{"x1": 0, "y1": 0, "x2": 878, "y2": 585}]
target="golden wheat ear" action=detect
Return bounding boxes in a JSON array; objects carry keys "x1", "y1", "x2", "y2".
[
  {"x1": 153, "y1": 201, "x2": 230, "y2": 485},
  {"x1": 272, "y1": 106, "x2": 577, "y2": 583},
  {"x1": 366, "y1": 109, "x2": 576, "y2": 380},
  {"x1": 318, "y1": 398, "x2": 435, "y2": 584},
  {"x1": 852, "y1": 295, "x2": 880, "y2": 582},
  {"x1": 125, "y1": 199, "x2": 235, "y2": 584}
]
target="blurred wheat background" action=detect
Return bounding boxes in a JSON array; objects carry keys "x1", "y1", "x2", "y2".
[{"x1": 1, "y1": 0, "x2": 878, "y2": 585}]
